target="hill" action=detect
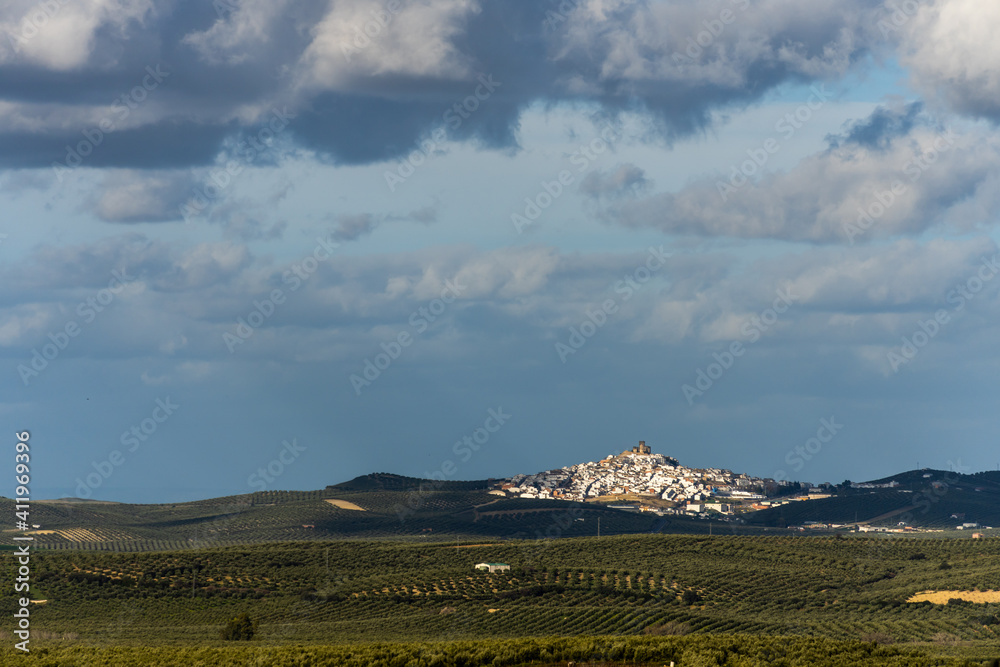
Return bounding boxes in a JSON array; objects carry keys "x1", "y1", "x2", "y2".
[
  {"x1": 327, "y1": 472, "x2": 493, "y2": 492},
  {"x1": 745, "y1": 469, "x2": 1000, "y2": 529},
  {"x1": 3, "y1": 475, "x2": 748, "y2": 552},
  {"x1": 4, "y1": 463, "x2": 999, "y2": 553}
]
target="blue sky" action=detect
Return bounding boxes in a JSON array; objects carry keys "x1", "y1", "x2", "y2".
[{"x1": 4, "y1": 0, "x2": 1000, "y2": 503}]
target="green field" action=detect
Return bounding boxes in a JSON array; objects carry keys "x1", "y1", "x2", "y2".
[
  {"x1": 3, "y1": 473, "x2": 1000, "y2": 664},
  {"x1": 3, "y1": 533, "x2": 1000, "y2": 665}
]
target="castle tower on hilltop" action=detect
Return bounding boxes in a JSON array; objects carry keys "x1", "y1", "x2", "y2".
[{"x1": 631, "y1": 440, "x2": 651, "y2": 455}]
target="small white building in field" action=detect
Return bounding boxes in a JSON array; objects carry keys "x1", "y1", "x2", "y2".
[{"x1": 475, "y1": 562, "x2": 510, "y2": 573}]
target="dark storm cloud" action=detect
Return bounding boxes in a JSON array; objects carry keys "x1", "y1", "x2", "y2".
[
  {"x1": 0, "y1": 0, "x2": 889, "y2": 172},
  {"x1": 827, "y1": 101, "x2": 924, "y2": 151},
  {"x1": 0, "y1": 120, "x2": 234, "y2": 171}
]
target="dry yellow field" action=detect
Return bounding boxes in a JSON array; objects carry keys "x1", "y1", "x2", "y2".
[
  {"x1": 55, "y1": 528, "x2": 104, "y2": 541},
  {"x1": 325, "y1": 499, "x2": 366, "y2": 511},
  {"x1": 907, "y1": 590, "x2": 1000, "y2": 604}
]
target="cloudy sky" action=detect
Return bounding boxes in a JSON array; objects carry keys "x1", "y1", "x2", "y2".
[{"x1": 4, "y1": 0, "x2": 1000, "y2": 503}]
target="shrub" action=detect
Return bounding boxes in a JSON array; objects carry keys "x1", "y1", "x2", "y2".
[{"x1": 220, "y1": 613, "x2": 257, "y2": 641}]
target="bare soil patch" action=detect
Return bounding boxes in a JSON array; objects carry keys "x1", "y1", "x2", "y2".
[
  {"x1": 324, "y1": 499, "x2": 366, "y2": 511},
  {"x1": 907, "y1": 590, "x2": 1000, "y2": 604}
]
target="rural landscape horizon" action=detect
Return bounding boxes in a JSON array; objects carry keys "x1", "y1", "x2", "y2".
[{"x1": 6, "y1": 0, "x2": 1000, "y2": 664}]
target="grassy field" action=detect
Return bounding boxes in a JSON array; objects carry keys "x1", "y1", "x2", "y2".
[{"x1": 2, "y1": 533, "x2": 1000, "y2": 664}]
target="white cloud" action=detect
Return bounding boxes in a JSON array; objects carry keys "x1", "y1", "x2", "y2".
[
  {"x1": 898, "y1": 0, "x2": 1000, "y2": 119},
  {"x1": 298, "y1": 0, "x2": 481, "y2": 91},
  {"x1": 0, "y1": 305, "x2": 52, "y2": 346},
  {"x1": 596, "y1": 123, "x2": 1000, "y2": 243},
  {"x1": 555, "y1": 0, "x2": 877, "y2": 89},
  {"x1": 92, "y1": 170, "x2": 199, "y2": 223},
  {"x1": 183, "y1": 0, "x2": 295, "y2": 65},
  {"x1": 0, "y1": 0, "x2": 155, "y2": 70}
]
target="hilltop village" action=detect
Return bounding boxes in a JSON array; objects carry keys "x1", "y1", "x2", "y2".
[{"x1": 493, "y1": 441, "x2": 789, "y2": 516}]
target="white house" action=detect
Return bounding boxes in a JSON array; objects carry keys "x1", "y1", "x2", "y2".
[{"x1": 475, "y1": 562, "x2": 511, "y2": 573}]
